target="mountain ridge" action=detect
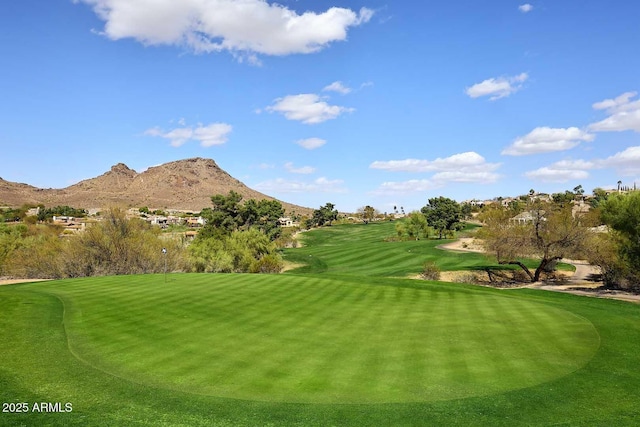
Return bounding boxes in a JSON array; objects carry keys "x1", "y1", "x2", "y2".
[{"x1": 0, "y1": 158, "x2": 311, "y2": 214}]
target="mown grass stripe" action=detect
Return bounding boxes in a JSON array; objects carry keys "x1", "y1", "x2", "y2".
[{"x1": 6, "y1": 272, "x2": 602, "y2": 406}]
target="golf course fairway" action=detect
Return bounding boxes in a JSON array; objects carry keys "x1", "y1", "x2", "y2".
[
  {"x1": 10, "y1": 275, "x2": 598, "y2": 404},
  {"x1": 2, "y1": 222, "x2": 640, "y2": 426}
]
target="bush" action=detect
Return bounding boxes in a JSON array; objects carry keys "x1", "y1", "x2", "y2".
[
  {"x1": 454, "y1": 272, "x2": 481, "y2": 284},
  {"x1": 6, "y1": 208, "x2": 184, "y2": 279},
  {"x1": 421, "y1": 261, "x2": 441, "y2": 281},
  {"x1": 187, "y1": 228, "x2": 282, "y2": 273},
  {"x1": 250, "y1": 254, "x2": 284, "y2": 274}
]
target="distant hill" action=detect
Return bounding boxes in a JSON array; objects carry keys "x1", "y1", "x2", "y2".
[{"x1": 0, "y1": 157, "x2": 311, "y2": 214}]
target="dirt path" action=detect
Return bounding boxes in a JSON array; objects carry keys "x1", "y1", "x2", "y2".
[
  {"x1": 436, "y1": 237, "x2": 484, "y2": 253},
  {"x1": 562, "y1": 259, "x2": 600, "y2": 283},
  {"x1": 0, "y1": 278, "x2": 53, "y2": 286}
]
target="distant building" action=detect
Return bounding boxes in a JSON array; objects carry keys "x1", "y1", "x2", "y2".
[
  {"x1": 186, "y1": 217, "x2": 206, "y2": 227},
  {"x1": 509, "y1": 211, "x2": 540, "y2": 225},
  {"x1": 278, "y1": 217, "x2": 298, "y2": 227}
]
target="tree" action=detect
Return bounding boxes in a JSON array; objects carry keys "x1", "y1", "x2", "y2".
[
  {"x1": 396, "y1": 212, "x2": 430, "y2": 240},
  {"x1": 357, "y1": 205, "x2": 377, "y2": 224},
  {"x1": 0, "y1": 224, "x2": 28, "y2": 276},
  {"x1": 188, "y1": 228, "x2": 282, "y2": 273},
  {"x1": 507, "y1": 199, "x2": 525, "y2": 214},
  {"x1": 199, "y1": 191, "x2": 283, "y2": 240},
  {"x1": 597, "y1": 191, "x2": 640, "y2": 289},
  {"x1": 460, "y1": 203, "x2": 473, "y2": 220},
  {"x1": 311, "y1": 203, "x2": 338, "y2": 227},
  {"x1": 37, "y1": 205, "x2": 87, "y2": 222},
  {"x1": 200, "y1": 191, "x2": 244, "y2": 238},
  {"x1": 582, "y1": 231, "x2": 625, "y2": 288},
  {"x1": 0, "y1": 206, "x2": 29, "y2": 222},
  {"x1": 421, "y1": 197, "x2": 463, "y2": 239},
  {"x1": 478, "y1": 201, "x2": 589, "y2": 282},
  {"x1": 589, "y1": 187, "x2": 608, "y2": 208},
  {"x1": 551, "y1": 190, "x2": 575, "y2": 206},
  {"x1": 240, "y1": 198, "x2": 284, "y2": 239}
]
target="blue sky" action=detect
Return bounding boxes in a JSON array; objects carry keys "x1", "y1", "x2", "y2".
[{"x1": 1, "y1": 0, "x2": 639, "y2": 213}]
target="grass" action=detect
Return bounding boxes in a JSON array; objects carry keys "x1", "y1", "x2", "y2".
[
  {"x1": 0, "y1": 221, "x2": 639, "y2": 425},
  {"x1": 283, "y1": 222, "x2": 486, "y2": 276},
  {"x1": 283, "y1": 221, "x2": 573, "y2": 276}
]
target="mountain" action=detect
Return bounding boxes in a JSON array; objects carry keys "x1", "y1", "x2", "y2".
[{"x1": 0, "y1": 158, "x2": 311, "y2": 214}]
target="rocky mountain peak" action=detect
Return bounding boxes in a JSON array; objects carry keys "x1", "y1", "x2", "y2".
[
  {"x1": 109, "y1": 163, "x2": 137, "y2": 177},
  {"x1": 0, "y1": 157, "x2": 312, "y2": 214}
]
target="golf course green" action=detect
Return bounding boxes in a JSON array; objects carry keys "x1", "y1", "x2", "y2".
[{"x1": 1, "y1": 221, "x2": 639, "y2": 426}]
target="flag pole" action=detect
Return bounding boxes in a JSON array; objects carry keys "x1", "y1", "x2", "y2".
[{"x1": 162, "y1": 248, "x2": 167, "y2": 282}]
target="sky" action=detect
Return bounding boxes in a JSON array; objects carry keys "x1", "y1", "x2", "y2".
[{"x1": 1, "y1": 0, "x2": 639, "y2": 213}]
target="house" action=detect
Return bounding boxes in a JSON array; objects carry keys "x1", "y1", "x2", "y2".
[
  {"x1": 149, "y1": 216, "x2": 168, "y2": 228},
  {"x1": 185, "y1": 230, "x2": 198, "y2": 240},
  {"x1": 53, "y1": 216, "x2": 87, "y2": 234},
  {"x1": 278, "y1": 217, "x2": 298, "y2": 227},
  {"x1": 509, "y1": 211, "x2": 543, "y2": 225},
  {"x1": 186, "y1": 217, "x2": 206, "y2": 227}
]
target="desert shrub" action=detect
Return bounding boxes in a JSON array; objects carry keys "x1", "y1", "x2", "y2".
[
  {"x1": 250, "y1": 253, "x2": 284, "y2": 274},
  {"x1": 60, "y1": 209, "x2": 183, "y2": 277},
  {"x1": 0, "y1": 224, "x2": 27, "y2": 276},
  {"x1": 421, "y1": 260, "x2": 441, "y2": 281},
  {"x1": 274, "y1": 227, "x2": 299, "y2": 248},
  {"x1": 8, "y1": 208, "x2": 184, "y2": 279},
  {"x1": 188, "y1": 228, "x2": 283, "y2": 273},
  {"x1": 5, "y1": 233, "x2": 64, "y2": 279},
  {"x1": 393, "y1": 213, "x2": 433, "y2": 241},
  {"x1": 454, "y1": 272, "x2": 481, "y2": 284}
]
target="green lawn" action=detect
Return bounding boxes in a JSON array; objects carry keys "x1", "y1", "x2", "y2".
[
  {"x1": 1, "y1": 222, "x2": 639, "y2": 426},
  {"x1": 283, "y1": 221, "x2": 572, "y2": 276}
]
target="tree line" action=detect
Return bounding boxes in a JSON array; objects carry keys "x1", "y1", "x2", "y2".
[
  {"x1": 393, "y1": 196, "x2": 465, "y2": 241},
  {"x1": 0, "y1": 192, "x2": 294, "y2": 278},
  {"x1": 478, "y1": 189, "x2": 640, "y2": 290}
]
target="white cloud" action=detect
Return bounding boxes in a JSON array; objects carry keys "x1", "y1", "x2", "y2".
[
  {"x1": 524, "y1": 146, "x2": 640, "y2": 182},
  {"x1": 519, "y1": 4, "x2": 534, "y2": 13},
  {"x1": 371, "y1": 179, "x2": 439, "y2": 196},
  {"x1": 525, "y1": 160, "x2": 595, "y2": 183},
  {"x1": 590, "y1": 110, "x2": 640, "y2": 133},
  {"x1": 145, "y1": 122, "x2": 231, "y2": 147},
  {"x1": 266, "y1": 94, "x2": 354, "y2": 124},
  {"x1": 370, "y1": 152, "x2": 501, "y2": 194},
  {"x1": 79, "y1": 1, "x2": 373, "y2": 61},
  {"x1": 295, "y1": 137, "x2": 327, "y2": 150},
  {"x1": 502, "y1": 127, "x2": 595, "y2": 156},
  {"x1": 589, "y1": 91, "x2": 640, "y2": 133},
  {"x1": 193, "y1": 123, "x2": 233, "y2": 147},
  {"x1": 284, "y1": 162, "x2": 316, "y2": 174},
  {"x1": 599, "y1": 146, "x2": 640, "y2": 175},
  {"x1": 592, "y1": 91, "x2": 638, "y2": 111},
  {"x1": 431, "y1": 170, "x2": 501, "y2": 184},
  {"x1": 323, "y1": 81, "x2": 352, "y2": 95},
  {"x1": 370, "y1": 151, "x2": 500, "y2": 174},
  {"x1": 254, "y1": 177, "x2": 346, "y2": 193},
  {"x1": 465, "y1": 73, "x2": 528, "y2": 100}
]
